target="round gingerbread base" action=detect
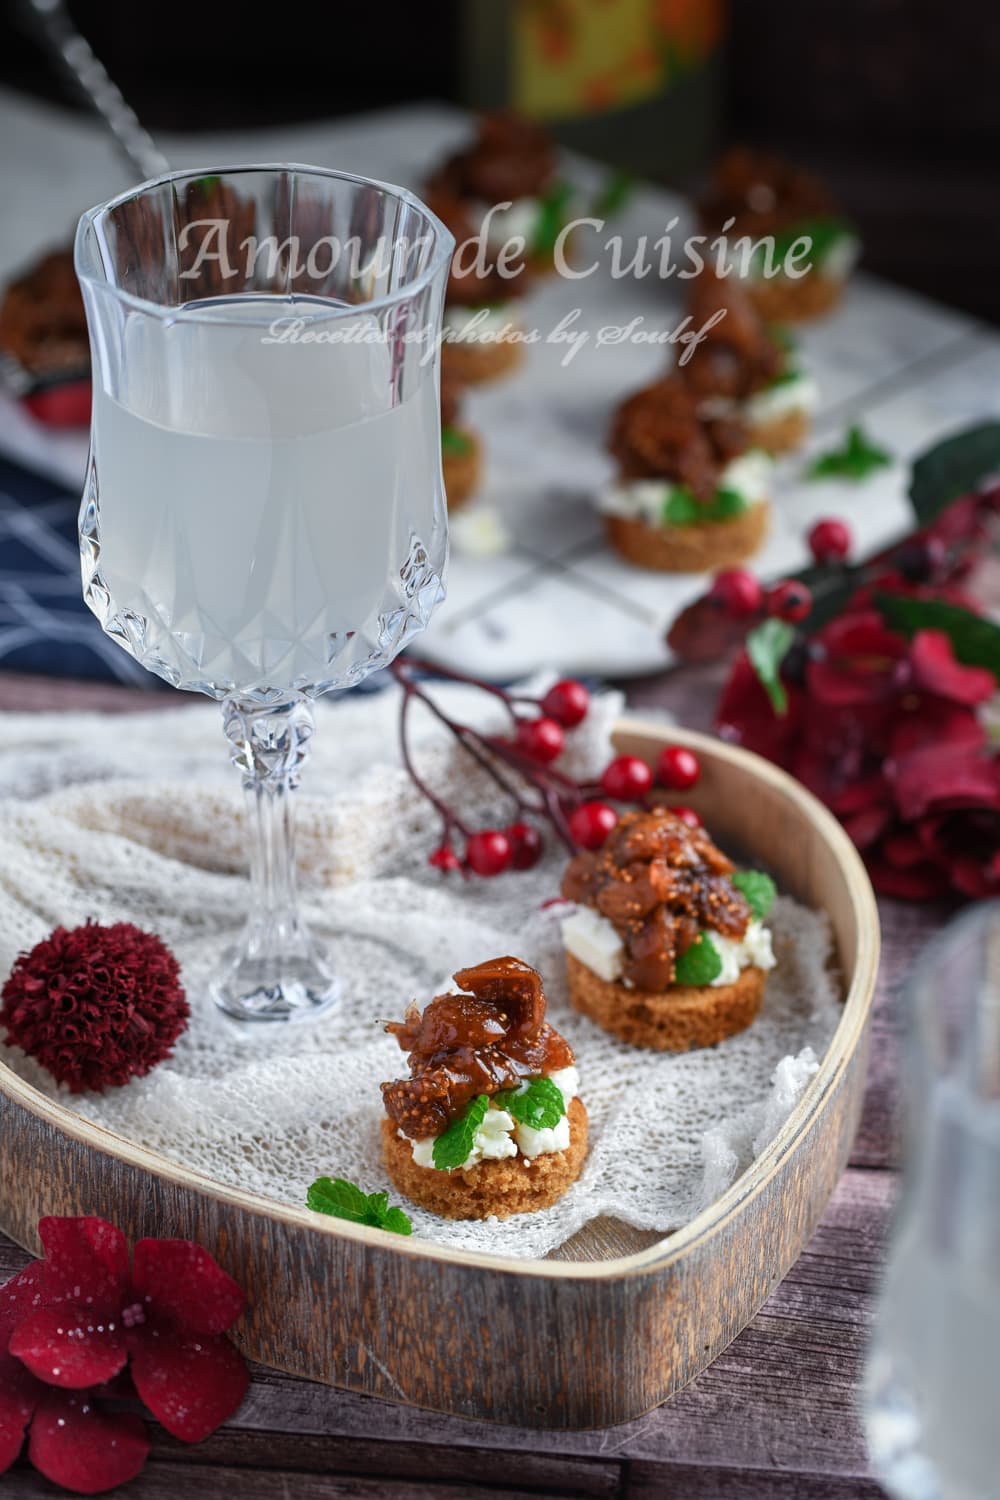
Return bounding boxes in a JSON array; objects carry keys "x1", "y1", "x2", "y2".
[
  {"x1": 382, "y1": 1097, "x2": 589, "y2": 1221},
  {"x1": 566, "y1": 954, "x2": 767, "y2": 1051}
]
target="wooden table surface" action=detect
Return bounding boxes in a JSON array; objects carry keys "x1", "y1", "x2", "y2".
[{"x1": 0, "y1": 664, "x2": 930, "y2": 1500}]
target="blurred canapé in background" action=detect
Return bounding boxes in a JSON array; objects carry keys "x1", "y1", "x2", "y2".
[{"x1": 0, "y1": 0, "x2": 997, "y2": 320}]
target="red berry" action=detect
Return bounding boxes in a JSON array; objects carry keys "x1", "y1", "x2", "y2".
[
  {"x1": 465, "y1": 830, "x2": 513, "y2": 877},
  {"x1": 541, "y1": 679, "x2": 590, "y2": 728},
  {"x1": 507, "y1": 821, "x2": 544, "y2": 870},
  {"x1": 515, "y1": 716, "x2": 565, "y2": 764},
  {"x1": 428, "y1": 843, "x2": 461, "y2": 872},
  {"x1": 766, "y1": 579, "x2": 813, "y2": 623},
  {"x1": 568, "y1": 801, "x2": 618, "y2": 850},
  {"x1": 600, "y1": 754, "x2": 653, "y2": 801},
  {"x1": 668, "y1": 805, "x2": 702, "y2": 828},
  {"x1": 808, "y1": 517, "x2": 852, "y2": 564},
  {"x1": 656, "y1": 745, "x2": 701, "y2": 791},
  {"x1": 708, "y1": 568, "x2": 763, "y2": 619}
]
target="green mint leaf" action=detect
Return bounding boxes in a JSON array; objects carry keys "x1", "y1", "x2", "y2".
[
  {"x1": 809, "y1": 424, "x2": 892, "y2": 481},
  {"x1": 381, "y1": 1207, "x2": 414, "y2": 1235},
  {"x1": 746, "y1": 617, "x2": 794, "y2": 716},
  {"x1": 591, "y1": 169, "x2": 634, "y2": 219},
  {"x1": 662, "y1": 485, "x2": 702, "y2": 525},
  {"x1": 306, "y1": 1176, "x2": 412, "y2": 1234},
  {"x1": 306, "y1": 1176, "x2": 369, "y2": 1221},
  {"x1": 766, "y1": 324, "x2": 797, "y2": 354},
  {"x1": 732, "y1": 869, "x2": 777, "y2": 921},
  {"x1": 909, "y1": 421, "x2": 1000, "y2": 525},
  {"x1": 432, "y1": 1094, "x2": 490, "y2": 1171},
  {"x1": 531, "y1": 180, "x2": 574, "y2": 256},
  {"x1": 763, "y1": 367, "x2": 801, "y2": 390},
  {"x1": 710, "y1": 487, "x2": 749, "y2": 519},
  {"x1": 441, "y1": 424, "x2": 472, "y2": 456},
  {"x1": 874, "y1": 594, "x2": 1000, "y2": 679},
  {"x1": 493, "y1": 1076, "x2": 566, "y2": 1131},
  {"x1": 758, "y1": 216, "x2": 854, "y2": 272},
  {"x1": 675, "y1": 933, "x2": 723, "y2": 986},
  {"x1": 192, "y1": 174, "x2": 221, "y2": 195}
]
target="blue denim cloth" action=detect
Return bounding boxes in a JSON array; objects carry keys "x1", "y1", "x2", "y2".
[
  {"x1": 0, "y1": 454, "x2": 395, "y2": 692},
  {"x1": 0, "y1": 454, "x2": 161, "y2": 684}
]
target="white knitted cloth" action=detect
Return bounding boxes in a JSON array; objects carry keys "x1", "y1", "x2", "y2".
[{"x1": 0, "y1": 681, "x2": 841, "y2": 1259}]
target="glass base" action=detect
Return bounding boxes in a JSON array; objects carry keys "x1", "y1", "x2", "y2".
[{"x1": 210, "y1": 942, "x2": 340, "y2": 1024}]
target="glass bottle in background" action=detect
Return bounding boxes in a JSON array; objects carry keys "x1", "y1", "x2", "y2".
[
  {"x1": 864, "y1": 902, "x2": 1000, "y2": 1500},
  {"x1": 458, "y1": 0, "x2": 728, "y2": 181}
]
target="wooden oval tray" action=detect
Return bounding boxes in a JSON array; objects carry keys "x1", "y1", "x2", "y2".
[{"x1": 0, "y1": 720, "x2": 880, "y2": 1429}]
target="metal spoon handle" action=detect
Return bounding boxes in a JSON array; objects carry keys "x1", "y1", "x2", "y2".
[{"x1": 23, "y1": 0, "x2": 170, "y2": 182}]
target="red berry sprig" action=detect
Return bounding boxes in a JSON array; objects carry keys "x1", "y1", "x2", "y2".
[
  {"x1": 766, "y1": 580, "x2": 813, "y2": 622},
  {"x1": 808, "y1": 517, "x2": 852, "y2": 564},
  {"x1": 390, "y1": 658, "x2": 700, "y2": 873},
  {"x1": 656, "y1": 745, "x2": 701, "y2": 790}
]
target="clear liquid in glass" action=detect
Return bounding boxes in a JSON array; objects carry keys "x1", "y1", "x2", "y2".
[{"x1": 83, "y1": 293, "x2": 446, "y2": 701}]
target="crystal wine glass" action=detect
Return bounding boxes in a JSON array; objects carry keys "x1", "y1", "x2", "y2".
[
  {"x1": 75, "y1": 166, "x2": 453, "y2": 1023},
  {"x1": 864, "y1": 902, "x2": 1000, "y2": 1499}
]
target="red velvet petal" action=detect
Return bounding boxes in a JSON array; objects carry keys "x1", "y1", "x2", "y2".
[
  {"x1": 909, "y1": 630, "x2": 996, "y2": 705},
  {"x1": 866, "y1": 857, "x2": 952, "y2": 901},
  {"x1": 881, "y1": 831, "x2": 929, "y2": 869},
  {"x1": 9, "y1": 1305, "x2": 126, "y2": 1390},
  {"x1": 891, "y1": 746, "x2": 1000, "y2": 822},
  {"x1": 29, "y1": 1388, "x2": 149, "y2": 1495},
  {"x1": 0, "y1": 1350, "x2": 42, "y2": 1475},
  {"x1": 0, "y1": 1263, "x2": 48, "y2": 1346},
  {"x1": 841, "y1": 804, "x2": 893, "y2": 851},
  {"x1": 889, "y1": 698, "x2": 985, "y2": 759},
  {"x1": 132, "y1": 1240, "x2": 245, "y2": 1335},
  {"x1": 128, "y1": 1321, "x2": 249, "y2": 1442},
  {"x1": 38, "y1": 1218, "x2": 128, "y2": 1312},
  {"x1": 949, "y1": 858, "x2": 1000, "y2": 899}
]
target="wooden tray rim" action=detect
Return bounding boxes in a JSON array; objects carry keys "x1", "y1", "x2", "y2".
[{"x1": 0, "y1": 718, "x2": 880, "y2": 1281}]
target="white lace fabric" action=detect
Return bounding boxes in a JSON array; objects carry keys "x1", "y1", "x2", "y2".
[{"x1": 0, "y1": 682, "x2": 843, "y2": 1260}]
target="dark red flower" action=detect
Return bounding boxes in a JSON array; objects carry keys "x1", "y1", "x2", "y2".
[
  {"x1": 0, "y1": 922, "x2": 189, "y2": 1093},
  {"x1": 0, "y1": 1216, "x2": 248, "y2": 1493},
  {"x1": 908, "y1": 629, "x2": 996, "y2": 705},
  {"x1": 715, "y1": 586, "x2": 999, "y2": 901},
  {"x1": 806, "y1": 611, "x2": 906, "y2": 708}
]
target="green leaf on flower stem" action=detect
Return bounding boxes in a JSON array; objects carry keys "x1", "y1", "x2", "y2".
[
  {"x1": 732, "y1": 870, "x2": 777, "y2": 921},
  {"x1": 493, "y1": 1076, "x2": 566, "y2": 1131},
  {"x1": 808, "y1": 424, "x2": 892, "y2": 481},
  {"x1": 908, "y1": 421, "x2": 1000, "y2": 525},
  {"x1": 590, "y1": 169, "x2": 634, "y2": 220},
  {"x1": 874, "y1": 594, "x2": 1000, "y2": 679},
  {"x1": 531, "y1": 180, "x2": 574, "y2": 256},
  {"x1": 432, "y1": 1094, "x2": 490, "y2": 1171},
  {"x1": 675, "y1": 933, "x2": 723, "y2": 987},
  {"x1": 747, "y1": 617, "x2": 795, "y2": 716},
  {"x1": 306, "y1": 1176, "x2": 413, "y2": 1234}
]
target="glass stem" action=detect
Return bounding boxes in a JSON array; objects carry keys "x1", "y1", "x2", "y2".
[
  {"x1": 237, "y1": 708, "x2": 308, "y2": 954},
  {"x1": 213, "y1": 697, "x2": 335, "y2": 1021}
]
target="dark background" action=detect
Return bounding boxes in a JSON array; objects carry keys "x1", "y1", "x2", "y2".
[{"x1": 2, "y1": 0, "x2": 998, "y2": 322}]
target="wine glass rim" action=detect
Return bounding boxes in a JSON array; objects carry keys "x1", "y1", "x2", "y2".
[{"x1": 74, "y1": 161, "x2": 455, "y2": 322}]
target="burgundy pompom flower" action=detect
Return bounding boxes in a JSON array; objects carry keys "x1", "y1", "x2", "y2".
[
  {"x1": 0, "y1": 922, "x2": 189, "y2": 1092},
  {"x1": 0, "y1": 1216, "x2": 248, "y2": 1494}
]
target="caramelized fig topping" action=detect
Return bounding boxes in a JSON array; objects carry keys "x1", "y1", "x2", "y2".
[
  {"x1": 382, "y1": 957, "x2": 573, "y2": 1140},
  {"x1": 561, "y1": 809, "x2": 752, "y2": 990}
]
